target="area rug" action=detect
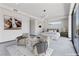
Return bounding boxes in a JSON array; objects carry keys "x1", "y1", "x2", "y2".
[
  {"x1": 6, "y1": 45, "x2": 34, "y2": 56},
  {"x1": 6, "y1": 45, "x2": 53, "y2": 56},
  {"x1": 6, "y1": 37, "x2": 76, "y2": 56}
]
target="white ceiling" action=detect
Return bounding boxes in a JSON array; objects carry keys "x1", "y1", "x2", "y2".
[{"x1": 1, "y1": 3, "x2": 70, "y2": 19}]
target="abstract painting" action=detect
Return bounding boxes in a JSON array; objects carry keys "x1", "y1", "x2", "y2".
[{"x1": 4, "y1": 15, "x2": 22, "y2": 30}]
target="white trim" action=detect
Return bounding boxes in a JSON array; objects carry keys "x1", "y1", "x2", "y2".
[
  {"x1": 74, "y1": 4, "x2": 79, "y2": 13},
  {"x1": 68, "y1": 3, "x2": 75, "y2": 38},
  {"x1": 0, "y1": 4, "x2": 40, "y2": 20},
  {"x1": 47, "y1": 15, "x2": 68, "y2": 21}
]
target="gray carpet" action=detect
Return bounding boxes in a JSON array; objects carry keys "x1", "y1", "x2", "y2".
[{"x1": 0, "y1": 37, "x2": 77, "y2": 56}]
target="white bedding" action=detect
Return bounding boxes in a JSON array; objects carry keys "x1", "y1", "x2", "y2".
[{"x1": 40, "y1": 32, "x2": 60, "y2": 40}]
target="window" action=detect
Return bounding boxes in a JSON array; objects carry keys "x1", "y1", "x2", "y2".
[{"x1": 49, "y1": 21, "x2": 62, "y2": 25}]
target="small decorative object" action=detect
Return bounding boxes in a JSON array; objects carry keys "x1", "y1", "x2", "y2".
[
  {"x1": 57, "y1": 29, "x2": 59, "y2": 32},
  {"x1": 4, "y1": 15, "x2": 22, "y2": 30},
  {"x1": 40, "y1": 9, "x2": 48, "y2": 19},
  {"x1": 39, "y1": 25, "x2": 41, "y2": 28}
]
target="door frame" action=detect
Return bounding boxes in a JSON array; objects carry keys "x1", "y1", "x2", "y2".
[{"x1": 71, "y1": 3, "x2": 79, "y2": 56}]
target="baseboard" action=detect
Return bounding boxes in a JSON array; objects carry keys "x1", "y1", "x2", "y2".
[{"x1": 0, "y1": 40, "x2": 16, "y2": 44}]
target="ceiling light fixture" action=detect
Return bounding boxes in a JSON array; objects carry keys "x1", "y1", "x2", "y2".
[{"x1": 40, "y1": 9, "x2": 48, "y2": 19}]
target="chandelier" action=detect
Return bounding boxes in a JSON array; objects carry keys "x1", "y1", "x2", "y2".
[{"x1": 40, "y1": 9, "x2": 48, "y2": 19}]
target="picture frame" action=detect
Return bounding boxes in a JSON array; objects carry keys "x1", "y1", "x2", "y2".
[{"x1": 4, "y1": 15, "x2": 22, "y2": 30}]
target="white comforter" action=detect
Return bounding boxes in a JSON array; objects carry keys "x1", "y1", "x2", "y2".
[{"x1": 40, "y1": 32, "x2": 60, "y2": 40}]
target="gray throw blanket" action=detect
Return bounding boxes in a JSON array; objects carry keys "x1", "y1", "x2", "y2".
[{"x1": 33, "y1": 41, "x2": 48, "y2": 54}]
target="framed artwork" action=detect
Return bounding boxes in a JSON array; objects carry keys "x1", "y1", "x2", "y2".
[{"x1": 4, "y1": 15, "x2": 22, "y2": 30}]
